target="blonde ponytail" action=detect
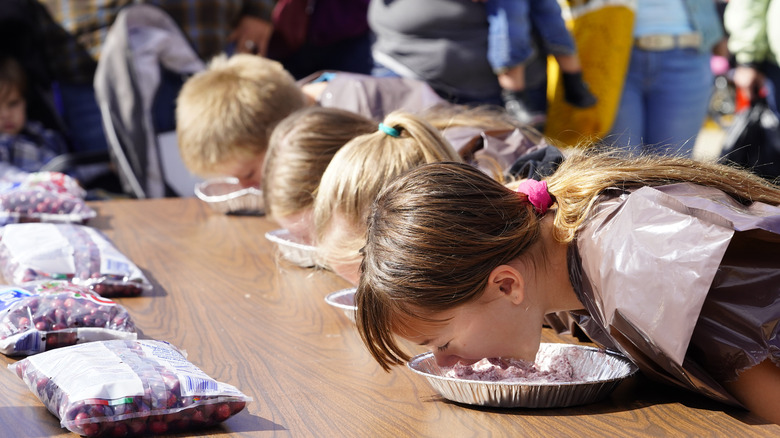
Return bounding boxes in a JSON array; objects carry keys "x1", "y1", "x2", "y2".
[
  {"x1": 547, "y1": 150, "x2": 780, "y2": 242},
  {"x1": 313, "y1": 111, "x2": 461, "y2": 267}
]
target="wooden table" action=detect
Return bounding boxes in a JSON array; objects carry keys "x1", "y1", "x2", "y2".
[{"x1": 1, "y1": 197, "x2": 778, "y2": 437}]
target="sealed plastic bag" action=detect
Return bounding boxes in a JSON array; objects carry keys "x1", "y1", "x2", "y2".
[
  {"x1": 0, "y1": 171, "x2": 87, "y2": 198},
  {"x1": 0, "y1": 281, "x2": 136, "y2": 356},
  {"x1": 0, "y1": 189, "x2": 96, "y2": 225},
  {"x1": 0, "y1": 171, "x2": 95, "y2": 225},
  {"x1": 9, "y1": 339, "x2": 251, "y2": 437},
  {"x1": 0, "y1": 223, "x2": 152, "y2": 297}
]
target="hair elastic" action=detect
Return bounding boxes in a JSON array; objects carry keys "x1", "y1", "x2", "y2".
[
  {"x1": 378, "y1": 123, "x2": 400, "y2": 138},
  {"x1": 516, "y1": 179, "x2": 553, "y2": 215}
]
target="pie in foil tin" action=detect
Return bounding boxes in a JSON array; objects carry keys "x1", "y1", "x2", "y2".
[
  {"x1": 407, "y1": 343, "x2": 638, "y2": 408},
  {"x1": 264, "y1": 228, "x2": 318, "y2": 268},
  {"x1": 195, "y1": 177, "x2": 264, "y2": 215}
]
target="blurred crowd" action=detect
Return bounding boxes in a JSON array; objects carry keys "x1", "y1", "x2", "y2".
[{"x1": 0, "y1": 0, "x2": 777, "y2": 198}]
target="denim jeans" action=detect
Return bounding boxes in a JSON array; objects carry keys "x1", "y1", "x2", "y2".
[
  {"x1": 608, "y1": 47, "x2": 713, "y2": 157},
  {"x1": 486, "y1": 0, "x2": 575, "y2": 71}
]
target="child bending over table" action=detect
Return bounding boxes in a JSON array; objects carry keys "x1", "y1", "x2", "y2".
[
  {"x1": 263, "y1": 104, "x2": 555, "y2": 247},
  {"x1": 263, "y1": 107, "x2": 377, "y2": 244},
  {"x1": 354, "y1": 151, "x2": 780, "y2": 424},
  {"x1": 311, "y1": 111, "x2": 463, "y2": 284},
  {"x1": 176, "y1": 54, "x2": 445, "y2": 188}
]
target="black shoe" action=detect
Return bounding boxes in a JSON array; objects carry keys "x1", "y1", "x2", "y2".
[{"x1": 562, "y1": 72, "x2": 597, "y2": 108}]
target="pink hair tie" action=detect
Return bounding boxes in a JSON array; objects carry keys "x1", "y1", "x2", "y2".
[{"x1": 516, "y1": 179, "x2": 553, "y2": 214}]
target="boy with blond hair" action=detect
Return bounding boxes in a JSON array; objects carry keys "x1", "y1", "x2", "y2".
[{"x1": 176, "y1": 54, "x2": 307, "y2": 185}]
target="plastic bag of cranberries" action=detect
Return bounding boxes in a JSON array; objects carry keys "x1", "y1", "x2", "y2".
[
  {"x1": 0, "y1": 281, "x2": 136, "y2": 356},
  {"x1": 9, "y1": 339, "x2": 251, "y2": 437},
  {"x1": 0, "y1": 171, "x2": 95, "y2": 225},
  {"x1": 0, "y1": 170, "x2": 87, "y2": 198},
  {"x1": 0, "y1": 223, "x2": 152, "y2": 297}
]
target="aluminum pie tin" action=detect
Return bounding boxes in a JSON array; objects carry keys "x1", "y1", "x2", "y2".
[
  {"x1": 324, "y1": 287, "x2": 357, "y2": 322},
  {"x1": 194, "y1": 177, "x2": 264, "y2": 215},
  {"x1": 407, "y1": 343, "x2": 638, "y2": 408},
  {"x1": 264, "y1": 228, "x2": 318, "y2": 268}
]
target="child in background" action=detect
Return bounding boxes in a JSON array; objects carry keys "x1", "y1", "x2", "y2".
[
  {"x1": 354, "y1": 151, "x2": 780, "y2": 423},
  {"x1": 0, "y1": 57, "x2": 67, "y2": 173},
  {"x1": 486, "y1": 0, "x2": 596, "y2": 122}
]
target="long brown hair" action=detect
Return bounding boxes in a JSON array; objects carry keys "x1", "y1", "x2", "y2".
[
  {"x1": 262, "y1": 107, "x2": 376, "y2": 220},
  {"x1": 356, "y1": 150, "x2": 780, "y2": 370}
]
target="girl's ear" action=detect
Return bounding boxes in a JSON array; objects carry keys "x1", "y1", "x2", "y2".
[{"x1": 486, "y1": 264, "x2": 526, "y2": 306}]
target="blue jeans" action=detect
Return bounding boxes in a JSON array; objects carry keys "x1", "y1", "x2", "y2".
[
  {"x1": 486, "y1": 0, "x2": 575, "y2": 71},
  {"x1": 608, "y1": 47, "x2": 713, "y2": 157}
]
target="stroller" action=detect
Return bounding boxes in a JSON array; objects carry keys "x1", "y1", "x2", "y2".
[{"x1": 93, "y1": 4, "x2": 205, "y2": 198}]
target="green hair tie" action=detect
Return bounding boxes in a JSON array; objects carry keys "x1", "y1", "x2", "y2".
[{"x1": 378, "y1": 123, "x2": 400, "y2": 138}]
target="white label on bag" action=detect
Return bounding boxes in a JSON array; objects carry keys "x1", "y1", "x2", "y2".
[
  {"x1": 82, "y1": 228, "x2": 139, "y2": 278},
  {"x1": 140, "y1": 342, "x2": 222, "y2": 396},
  {"x1": 2, "y1": 223, "x2": 76, "y2": 276},
  {"x1": 26, "y1": 342, "x2": 143, "y2": 402}
]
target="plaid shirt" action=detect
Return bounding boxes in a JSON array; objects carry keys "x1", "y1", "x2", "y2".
[
  {"x1": 0, "y1": 121, "x2": 68, "y2": 173},
  {"x1": 37, "y1": 0, "x2": 275, "y2": 84}
]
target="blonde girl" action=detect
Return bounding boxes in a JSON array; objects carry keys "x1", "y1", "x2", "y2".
[
  {"x1": 355, "y1": 150, "x2": 780, "y2": 423},
  {"x1": 312, "y1": 110, "x2": 462, "y2": 284}
]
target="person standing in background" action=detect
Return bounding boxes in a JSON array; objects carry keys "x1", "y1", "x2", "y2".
[
  {"x1": 724, "y1": 0, "x2": 780, "y2": 118},
  {"x1": 607, "y1": 0, "x2": 724, "y2": 157},
  {"x1": 368, "y1": 0, "x2": 504, "y2": 106}
]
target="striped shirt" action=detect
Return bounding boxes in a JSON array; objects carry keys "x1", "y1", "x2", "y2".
[{"x1": 0, "y1": 121, "x2": 68, "y2": 172}]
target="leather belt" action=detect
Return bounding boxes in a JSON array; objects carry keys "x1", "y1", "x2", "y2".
[{"x1": 634, "y1": 33, "x2": 701, "y2": 51}]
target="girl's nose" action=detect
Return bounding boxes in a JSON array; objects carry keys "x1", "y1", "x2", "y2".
[{"x1": 432, "y1": 350, "x2": 462, "y2": 368}]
